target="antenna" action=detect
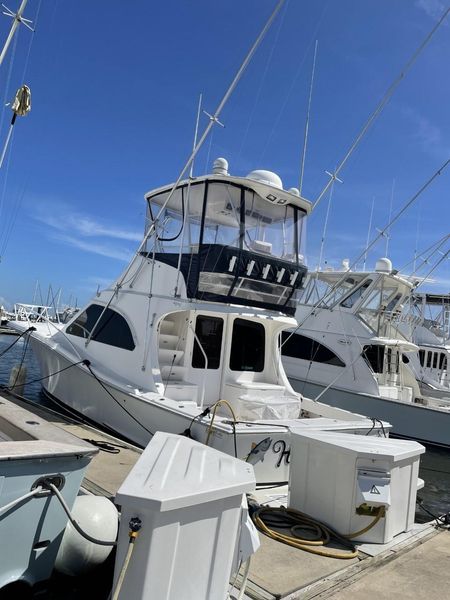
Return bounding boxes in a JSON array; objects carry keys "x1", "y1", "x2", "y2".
[
  {"x1": 385, "y1": 178, "x2": 395, "y2": 256},
  {"x1": 189, "y1": 93, "x2": 203, "y2": 179},
  {"x1": 299, "y1": 39, "x2": 318, "y2": 196},
  {"x1": 317, "y1": 169, "x2": 342, "y2": 270},
  {"x1": 362, "y1": 196, "x2": 375, "y2": 271}
]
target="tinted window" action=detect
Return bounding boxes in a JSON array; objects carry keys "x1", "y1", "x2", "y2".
[
  {"x1": 362, "y1": 345, "x2": 385, "y2": 373},
  {"x1": 426, "y1": 352, "x2": 432, "y2": 368},
  {"x1": 192, "y1": 316, "x2": 223, "y2": 369},
  {"x1": 281, "y1": 332, "x2": 345, "y2": 367},
  {"x1": 230, "y1": 319, "x2": 265, "y2": 372},
  {"x1": 418, "y1": 349, "x2": 425, "y2": 366},
  {"x1": 66, "y1": 304, "x2": 135, "y2": 350},
  {"x1": 440, "y1": 354, "x2": 447, "y2": 370},
  {"x1": 433, "y1": 353, "x2": 438, "y2": 369}
]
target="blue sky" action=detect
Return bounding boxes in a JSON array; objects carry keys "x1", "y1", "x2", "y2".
[{"x1": 0, "y1": 0, "x2": 448, "y2": 309}]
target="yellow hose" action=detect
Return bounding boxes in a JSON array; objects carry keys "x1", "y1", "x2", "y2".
[
  {"x1": 252, "y1": 505, "x2": 385, "y2": 560},
  {"x1": 205, "y1": 399, "x2": 237, "y2": 446}
]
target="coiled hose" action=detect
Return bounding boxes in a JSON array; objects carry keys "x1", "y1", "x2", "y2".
[{"x1": 252, "y1": 505, "x2": 385, "y2": 560}]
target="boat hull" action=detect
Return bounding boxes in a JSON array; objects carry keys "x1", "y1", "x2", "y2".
[{"x1": 290, "y1": 377, "x2": 450, "y2": 448}]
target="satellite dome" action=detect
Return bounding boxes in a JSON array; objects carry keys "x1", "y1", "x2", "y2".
[
  {"x1": 246, "y1": 170, "x2": 283, "y2": 189},
  {"x1": 288, "y1": 187, "x2": 300, "y2": 196},
  {"x1": 375, "y1": 257, "x2": 393, "y2": 273},
  {"x1": 212, "y1": 157, "x2": 229, "y2": 175}
]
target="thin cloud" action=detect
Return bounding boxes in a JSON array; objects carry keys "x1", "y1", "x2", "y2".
[
  {"x1": 51, "y1": 232, "x2": 133, "y2": 262},
  {"x1": 35, "y1": 212, "x2": 141, "y2": 242},
  {"x1": 415, "y1": 0, "x2": 448, "y2": 21},
  {"x1": 401, "y1": 107, "x2": 450, "y2": 159}
]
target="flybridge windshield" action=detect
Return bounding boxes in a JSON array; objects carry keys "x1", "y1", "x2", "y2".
[
  {"x1": 143, "y1": 180, "x2": 307, "y2": 315},
  {"x1": 145, "y1": 180, "x2": 305, "y2": 263}
]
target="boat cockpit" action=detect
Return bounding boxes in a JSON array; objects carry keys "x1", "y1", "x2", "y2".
[{"x1": 142, "y1": 160, "x2": 310, "y2": 316}]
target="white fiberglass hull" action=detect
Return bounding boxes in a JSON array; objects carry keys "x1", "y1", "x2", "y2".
[
  {"x1": 290, "y1": 377, "x2": 450, "y2": 448},
  {"x1": 27, "y1": 335, "x2": 387, "y2": 484}
]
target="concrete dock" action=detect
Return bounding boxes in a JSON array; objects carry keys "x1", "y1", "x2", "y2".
[{"x1": 1, "y1": 390, "x2": 449, "y2": 599}]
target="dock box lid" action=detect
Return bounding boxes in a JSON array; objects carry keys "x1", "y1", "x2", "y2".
[
  {"x1": 289, "y1": 429, "x2": 425, "y2": 462},
  {"x1": 115, "y1": 432, "x2": 255, "y2": 512}
]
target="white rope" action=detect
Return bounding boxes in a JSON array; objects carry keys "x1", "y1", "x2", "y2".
[{"x1": 0, "y1": 486, "x2": 43, "y2": 517}]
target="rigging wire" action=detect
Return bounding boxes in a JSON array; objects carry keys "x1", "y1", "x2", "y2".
[
  {"x1": 312, "y1": 6, "x2": 450, "y2": 212},
  {"x1": 259, "y1": 1, "x2": 330, "y2": 163},
  {"x1": 281, "y1": 158, "x2": 450, "y2": 349},
  {"x1": 236, "y1": 0, "x2": 290, "y2": 166},
  {"x1": 84, "y1": 0, "x2": 287, "y2": 347}
]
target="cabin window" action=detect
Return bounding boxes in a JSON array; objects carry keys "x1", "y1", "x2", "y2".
[
  {"x1": 192, "y1": 316, "x2": 223, "y2": 369},
  {"x1": 66, "y1": 304, "x2": 135, "y2": 350},
  {"x1": 281, "y1": 332, "x2": 345, "y2": 367},
  {"x1": 433, "y1": 353, "x2": 438, "y2": 369},
  {"x1": 426, "y1": 352, "x2": 432, "y2": 368},
  {"x1": 418, "y1": 349, "x2": 425, "y2": 366},
  {"x1": 362, "y1": 345, "x2": 385, "y2": 373},
  {"x1": 230, "y1": 318, "x2": 265, "y2": 372},
  {"x1": 341, "y1": 280, "x2": 372, "y2": 309},
  {"x1": 440, "y1": 354, "x2": 447, "y2": 370}
]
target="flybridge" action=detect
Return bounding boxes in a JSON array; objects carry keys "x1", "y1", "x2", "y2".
[{"x1": 141, "y1": 159, "x2": 309, "y2": 315}]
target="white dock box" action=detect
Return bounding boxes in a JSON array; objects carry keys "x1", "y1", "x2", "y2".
[
  {"x1": 288, "y1": 430, "x2": 425, "y2": 544},
  {"x1": 113, "y1": 432, "x2": 256, "y2": 600}
]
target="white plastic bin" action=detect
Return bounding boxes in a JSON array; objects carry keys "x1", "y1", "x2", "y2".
[
  {"x1": 113, "y1": 432, "x2": 256, "y2": 600},
  {"x1": 288, "y1": 430, "x2": 425, "y2": 544}
]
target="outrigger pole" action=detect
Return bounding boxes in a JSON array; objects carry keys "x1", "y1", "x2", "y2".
[
  {"x1": 0, "y1": 1, "x2": 35, "y2": 169},
  {"x1": 0, "y1": 0, "x2": 34, "y2": 68},
  {"x1": 0, "y1": 84, "x2": 31, "y2": 169}
]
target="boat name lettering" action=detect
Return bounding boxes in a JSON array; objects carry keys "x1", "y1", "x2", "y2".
[{"x1": 273, "y1": 440, "x2": 290, "y2": 468}]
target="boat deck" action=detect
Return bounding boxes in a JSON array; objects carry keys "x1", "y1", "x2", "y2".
[{"x1": 0, "y1": 390, "x2": 448, "y2": 599}]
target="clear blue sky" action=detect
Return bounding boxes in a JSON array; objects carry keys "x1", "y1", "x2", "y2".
[{"x1": 0, "y1": 0, "x2": 448, "y2": 308}]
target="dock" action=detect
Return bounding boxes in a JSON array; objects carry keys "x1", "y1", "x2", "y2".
[{"x1": 1, "y1": 390, "x2": 449, "y2": 599}]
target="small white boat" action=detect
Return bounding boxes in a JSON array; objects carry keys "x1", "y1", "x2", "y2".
[{"x1": 0, "y1": 395, "x2": 97, "y2": 591}]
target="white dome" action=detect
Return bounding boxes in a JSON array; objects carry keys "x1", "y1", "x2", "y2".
[
  {"x1": 246, "y1": 169, "x2": 283, "y2": 189},
  {"x1": 212, "y1": 157, "x2": 229, "y2": 175},
  {"x1": 288, "y1": 187, "x2": 300, "y2": 196},
  {"x1": 375, "y1": 257, "x2": 393, "y2": 273}
]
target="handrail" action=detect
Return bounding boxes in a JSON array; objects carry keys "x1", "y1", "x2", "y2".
[{"x1": 189, "y1": 323, "x2": 208, "y2": 409}]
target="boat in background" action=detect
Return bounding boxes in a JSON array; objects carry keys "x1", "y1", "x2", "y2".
[
  {"x1": 396, "y1": 292, "x2": 450, "y2": 401},
  {"x1": 282, "y1": 259, "x2": 450, "y2": 447}
]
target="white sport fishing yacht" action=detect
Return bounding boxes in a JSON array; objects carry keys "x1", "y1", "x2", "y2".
[
  {"x1": 12, "y1": 159, "x2": 386, "y2": 483},
  {"x1": 282, "y1": 259, "x2": 450, "y2": 447},
  {"x1": 397, "y1": 292, "x2": 450, "y2": 400}
]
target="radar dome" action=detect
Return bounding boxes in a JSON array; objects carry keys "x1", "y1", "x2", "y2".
[
  {"x1": 288, "y1": 187, "x2": 300, "y2": 196},
  {"x1": 375, "y1": 257, "x2": 393, "y2": 273},
  {"x1": 247, "y1": 170, "x2": 283, "y2": 189}
]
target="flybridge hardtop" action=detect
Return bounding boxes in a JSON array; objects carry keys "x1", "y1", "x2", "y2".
[{"x1": 142, "y1": 159, "x2": 311, "y2": 316}]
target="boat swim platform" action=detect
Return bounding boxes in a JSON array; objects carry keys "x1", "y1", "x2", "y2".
[{"x1": 0, "y1": 390, "x2": 448, "y2": 600}]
